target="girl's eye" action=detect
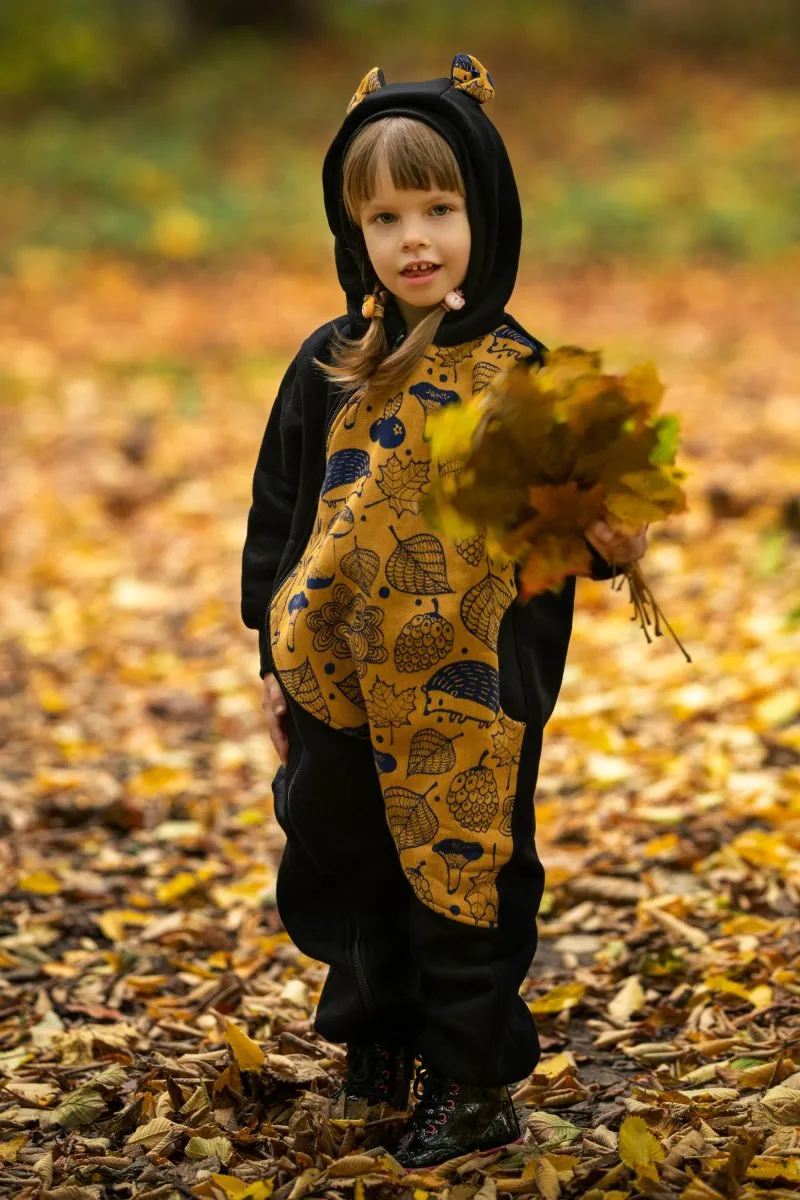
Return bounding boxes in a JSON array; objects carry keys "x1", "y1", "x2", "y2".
[{"x1": 372, "y1": 204, "x2": 452, "y2": 224}]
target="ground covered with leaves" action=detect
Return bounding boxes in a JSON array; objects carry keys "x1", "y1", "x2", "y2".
[{"x1": 1, "y1": 260, "x2": 799, "y2": 1198}]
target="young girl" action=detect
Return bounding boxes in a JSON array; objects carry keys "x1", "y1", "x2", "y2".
[{"x1": 241, "y1": 54, "x2": 648, "y2": 1169}]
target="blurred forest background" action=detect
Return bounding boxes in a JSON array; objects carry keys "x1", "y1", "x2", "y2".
[
  {"x1": 2, "y1": 5, "x2": 800, "y2": 1195},
  {"x1": 1, "y1": 0, "x2": 798, "y2": 270}
]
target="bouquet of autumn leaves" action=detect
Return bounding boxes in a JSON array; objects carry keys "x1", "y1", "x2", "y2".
[{"x1": 421, "y1": 346, "x2": 691, "y2": 661}]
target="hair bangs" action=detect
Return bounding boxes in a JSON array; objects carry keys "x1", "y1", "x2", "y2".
[{"x1": 342, "y1": 116, "x2": 465, "y2": 226}]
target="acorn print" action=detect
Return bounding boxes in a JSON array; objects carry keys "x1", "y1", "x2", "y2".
[
  {"x1": 454, "y1": 530, "x2": 487, "y2": 566},
  {"x1": 445, "y1": 749, "x2": 500, "y2": 833},
  {"x1": 405, "y1": 861, "x2": 434, "y2": 907},
  {"x1": 394, "y1": 598, "x2": 455, "y2": 672}
]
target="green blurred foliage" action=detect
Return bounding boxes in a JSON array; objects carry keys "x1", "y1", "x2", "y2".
[
  {"x1": 0, "y1": 1, "x2": 180, "y2": 103},
  {"x1": 0, "y1": 0, "x2": 798, "y2": 271}
]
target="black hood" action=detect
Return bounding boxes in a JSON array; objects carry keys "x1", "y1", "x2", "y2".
[{"x1": 321, "y1": 57, "x2": 522, "y2": 348}]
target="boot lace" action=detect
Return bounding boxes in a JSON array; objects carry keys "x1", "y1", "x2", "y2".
[
  {"x1": 346, "y1": 1042, "x2": 393, "y2": 1099},
  {"x1": 410, "y1": 1064, "x2": 461, "y2": 1136}
]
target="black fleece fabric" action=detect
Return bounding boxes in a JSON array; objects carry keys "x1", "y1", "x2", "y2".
[{"x1": 241, "y1": 65, "x2": 616, "y2": 721}]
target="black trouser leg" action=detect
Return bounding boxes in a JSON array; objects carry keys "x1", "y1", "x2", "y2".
[
  {"x1": 271, "y1": 690, "x2": 423, "y2": 1044},
  {"x1": 409, "y1": 723, "x2": 546, "y2": 1086},
  {"x1": 270, "y1": 689, "x2": 545, "y2": 1084}
]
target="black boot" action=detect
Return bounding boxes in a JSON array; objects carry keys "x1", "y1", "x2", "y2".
[
  {"x1": 331, "y1": 1042, "x2": 414, "y2": 1121},
  {"x1": 393, "y1": 1061, "x2": 521, "y2": 1169}
]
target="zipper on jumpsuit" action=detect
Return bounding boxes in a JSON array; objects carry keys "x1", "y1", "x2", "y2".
[{"x1": 271, "y1": 384, "x2": 380, "y2": 1025}]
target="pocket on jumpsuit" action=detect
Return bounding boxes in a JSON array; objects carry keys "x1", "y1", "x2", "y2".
[{"x1": 271, "y1": 763, "x2": 289, "y2": 832}]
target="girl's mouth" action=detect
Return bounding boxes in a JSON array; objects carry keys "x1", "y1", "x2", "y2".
[{"x1": 400, "y1": 264, "x2": 441, "y2": 285}]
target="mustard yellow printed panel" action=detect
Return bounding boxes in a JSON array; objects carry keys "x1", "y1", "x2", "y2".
[{"x1": 269, "y1": 324, "x2": 540, "y2": 927}]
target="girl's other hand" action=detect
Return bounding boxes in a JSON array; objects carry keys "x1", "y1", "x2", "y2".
[
  {"x1": 585, "y1": 518, "x2": 649, "y2": 566},
  {"x1": 262, "y1": 672, "x2": 289, "y2": 766}
]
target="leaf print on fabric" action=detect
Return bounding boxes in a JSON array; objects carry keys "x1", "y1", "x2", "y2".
[
  {"x1": 306, "y1": 582, "x2": 388, "y2": 678},
  {"x1": 405, "y1": 860, "x2": 434, "y2": 907},
  {"x1": 278, "y1": 658, "x2": 330, "y2": 723},
  {"x1": 445, "y1": 749, "x2": 500, "y2": 832},
  {"x1": 424, "y1": 337, "x2": 484, "y2": 383},
  {"x1": 340, "y1": 538, "x2": 380, "y2": 597},
  {"x1": 367, "y1": 676, "x2": 417, "y2": 745},
  {"x1": 465, "y1": 847, "x2": 499, "y2": 926},
  {"x1": 460, "y1": 568, "x2": 511, "y2": 651},
  {"x1": 407, "y1": 728, "x2": 464, "y2": 777},
  {"x1": 394, "y1": 598, "x2": 455, "y2": 672},
  {"x1": 433, "y1": 838, "x2": 482, "y2": 895},
  {"x1": 364, "y1": 453, "x2": 430, "y2": 518},
  {"x1": 385, "y1": 525, "x2": 453, "y2": 594},
  {"x1": 472, "y1": 360, "x2": 502, "y2": 394},
  {"x1": 386, "y1": 782, "x2": 439, "y2": 850},
  {"x1": 492, "y1": 713, "x2": 526, "y2": 788},
  {"x1": 438, "y1": 457, "x2": 463, "y2": 480},
  {"x1": 334, "y1": 669, "x2": 367, "y2": 711},
  {"x1": 455, "y1": 530, "x2": 487, "y2": 566}
]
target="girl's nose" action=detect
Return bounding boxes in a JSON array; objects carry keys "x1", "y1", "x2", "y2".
[{"x1": 401, "y1": 227, "x2": 430, "y2": 249}]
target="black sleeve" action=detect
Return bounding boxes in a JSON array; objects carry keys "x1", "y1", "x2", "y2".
[
  {"x1": 583, "y1": 535, "x2": 621, "y2": 582},
  {"x1": 241, "y1": 356, "x2": 303, "y2": 678}
]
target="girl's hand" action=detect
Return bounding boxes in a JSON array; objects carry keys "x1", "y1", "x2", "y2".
[
  {"x1": 262, "y1": 672, "x2": 289, "y2": 766},
  {"x1": 585, "y1": 518, "x2": 649, "y2": 567}
]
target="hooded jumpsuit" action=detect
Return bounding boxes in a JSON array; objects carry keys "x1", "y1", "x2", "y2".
[{"x1": 241, "y1": 56, "x2": 616, "y2": 1087}]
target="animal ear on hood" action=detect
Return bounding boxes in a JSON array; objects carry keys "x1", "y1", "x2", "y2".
[
  {"x1": 346, "y1": 66, "x2": 386, "y2": 115},
  {"x1": 450, "y1": 52, "x2": 495, "y2": 105}
]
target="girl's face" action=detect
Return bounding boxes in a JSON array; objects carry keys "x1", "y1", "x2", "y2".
[{"x1": 359, "y1": 158, "x2": 470, "y2": 331}]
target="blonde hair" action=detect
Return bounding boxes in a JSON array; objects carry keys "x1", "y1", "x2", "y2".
[{"x1": 314, "y1": 116, "x2": 467, "y2": 405}]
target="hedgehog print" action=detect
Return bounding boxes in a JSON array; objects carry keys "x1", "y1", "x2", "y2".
[
  {"x1": 321, "y1": 448, "x2": 371, "y2": 508},
  {"x1": 487, "y1": 326, "x2": 541, "y2": 360},
  {"x1": 421, "y1": 660, "x2": 500, "y2": 727}
]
